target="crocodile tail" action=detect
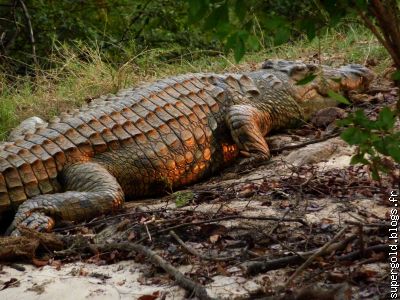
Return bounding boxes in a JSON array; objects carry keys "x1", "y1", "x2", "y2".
[{"x1": 0, "y1": 141, "x2": 60, "y2": 213}]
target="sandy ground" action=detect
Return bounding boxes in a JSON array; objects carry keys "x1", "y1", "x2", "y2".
[{"x1": 0, "y1": 136, "x2": 392, "y2": 300}]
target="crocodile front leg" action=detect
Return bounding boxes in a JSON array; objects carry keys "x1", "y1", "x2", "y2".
[
  {"x1": 6, "y1": 162, "x2": 124, "y2": 235},
  {"x1": 226, "y1": 104, "x2": 272, "y2": 164}
]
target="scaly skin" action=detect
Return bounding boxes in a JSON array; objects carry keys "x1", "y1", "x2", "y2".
[{"x1": 0, "y1": 60, "x2": 374, "y2": 235}]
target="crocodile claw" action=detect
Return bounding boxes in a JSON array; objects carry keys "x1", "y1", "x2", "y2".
[{"x1": 6, "y1": 212, "x2": 55, "y2": 236}]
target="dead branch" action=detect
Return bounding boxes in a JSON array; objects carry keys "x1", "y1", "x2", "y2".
[
  {"x1": 241, "y1": 233, "x2": 356, "y2": 276},
  {"x1": 268, "y1": 209, "x2": 290, "y2": 235},
  {"x1": 96, "y1": 242, "x2": 215, "y2": 300},
  {"x1": 0, "y1": 227, "x2": 64, "y2": 261},
  {"x1": 170, "y1": 230, "x2": 234, "y2": 262},
  {"x1": 290, "y1": 283, "x2": 351, "y2": 300},
  {"x1": 0, "y1": 235, "x2": 39, "y2": 261},
  {"x1": 53, "y1": 208, "x2": 169, "y2": 232},
  {"x1": 357, "y1": 0, "x2": 400, "y2": 70},
  {"x1": 370, "y1": 0, "x2": 400, "y2": 61},
  {"x1": 16, "y1": 0, "x2": 38, "y2": 66},
  {"x1": 335, "y1": 244, "x2": 388, "y2": 261},
  {"x1": 118, "y1": 0, "x2": 153, "y2": 44},
  {"x1": 270, "y1": 132, "x2": 340, "y2": 154},
  {"x1": 344, "y1": 220, "x2": 390, "y2": 228},
  {"x1": 0, "y1": 1, "x2": 19, "y2": 57},
  {"x1": 358, "y1": 11, "x2": 399, "y2": 67},
  {"x1": 5, "y1": 263, "x2": 26, "y2": 271},
  {"x1": 285, "y1": 226, "x2": 348, "y2": 287},
  {"x1": 153, "y1": 215, "x2": 308, "y2": 238}
]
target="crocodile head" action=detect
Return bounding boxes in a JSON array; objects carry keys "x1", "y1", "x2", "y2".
[
  {"x1": 260, "y1": 59, "x2": 375, "y2": 119},
  {"x1": 261, "y1": 59, "x2": 375, "y2": 98},
  {"x1": 316, "y1": 63, "x2": 375, "y2": 94}
]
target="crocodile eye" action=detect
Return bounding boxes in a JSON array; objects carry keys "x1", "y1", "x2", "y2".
[
  {"x1": 306, "y1": 64, "x2": 318, "y2": 72},
  {"x1": 261, "y1": 60, "x2": 274, "y2": 69},
  {"x1": 288, "y1": 65, "x2": 307, "y2": 77},
  {"x1": 261, "y1": 74, "x2": 274, "y2": 80}
]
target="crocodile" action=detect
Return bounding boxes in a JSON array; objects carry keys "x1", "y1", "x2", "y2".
[{"x1": 0, "y1": 60, "x2": 374, "y2": 235}]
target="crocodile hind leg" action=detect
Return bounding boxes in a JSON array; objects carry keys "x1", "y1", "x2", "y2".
[
  {"x1": 6, "y1": 162, "x2": 124, "y2": 235},
  {"x1": 226, "y1": 104, "x2": 272, "y2": 165}
]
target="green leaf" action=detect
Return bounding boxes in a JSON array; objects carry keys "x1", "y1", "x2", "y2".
[
  {"x1": 226, "y1": 32, "x2": 238, "y2": 50},
  {"x1": 336, "y1": 117, "x2": 352, "y2": 127},
  {"x1": 263, "y1": 15, "x2": 287, "y2": 30},
  {"x1": 214, "y1": 22, "x2": 233, "y2": 39},
  {"x1": 376, "y1": 107, "x2": 395, "y2": 130},
  {"x1": 204, "y1": 2, "x2": 229, "y2": 30},
  {"x1": 174, "y1": 191, "x2": 194, "y2": 208},
  {"x1": 188, "y1": 0, "x2": 209, "y2": 22},
  {"x1": 327, "y1": 90, "x2": 351, "y2": 105},
  {"x1": 392, "y1": 70, "x2": 400, "y2": 81},
  {"x1": 234, "y1": 35, "x2": 245, "y2": 62},
  {"x1": 234, "y1": 0, "x2": 247, "y2": 21},
  {"x1": 226, "y1": 31, "x2": 246, "y2": 62},
  {"x1": 340, "y1": 127, "x2": 369, "y2": 145},
  {"x1": 354, "y1": 0, "x2": 368, "y2": 9},
  {"x1": 296, "y1": 74, "x2": 317, "y2": 85},
  {"x1": 350, "y1": 153, "x2": 369, "y2": 165},
  {"x1": 299, "y1": 19, "x2": 316, "y2": 40},
  {"x1": 388, "y1": 145, "x2": 400, "y2": 163},
  {"x1": 340, "y1": 127, "x2": 358, "y2": 144},
  {"x1": 352, "y1": 109, "x2": 372, "y2": 128},
  {"x1": 274, "y1": 27, "x2": 290, "y2": 45},
  {"x1": 371, "y1": 168, "x2": 380, "y2": 181},
  {"x1": 247, "y1": 35, "x2": 259, "y2": 50},
  {"x1": 372, "y1": 139, "x2": 388, "y2": 155}
]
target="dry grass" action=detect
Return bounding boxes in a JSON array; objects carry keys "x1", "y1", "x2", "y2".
[{"x1": 0, "y1": 24, "x2": 391, "y2": 140}]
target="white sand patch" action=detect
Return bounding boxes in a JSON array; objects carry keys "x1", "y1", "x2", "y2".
[{"x1": 1, "y1": 261, "x2": 184, "y2": 300}]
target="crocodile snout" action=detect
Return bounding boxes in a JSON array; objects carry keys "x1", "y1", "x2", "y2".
[{"x1": 339, "y1": 64, "x2": 375, "y2": 90}]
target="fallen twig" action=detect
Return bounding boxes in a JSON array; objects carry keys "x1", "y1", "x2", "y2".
[
  {"x1": 5, "y1": 263, "x2": 26, "y2": 271},
  {"x1": 270, "y1": 132, "x2": 340, "y2": 154},
  {"x1": 170, "y1": 230, "x2": 234, "y2": 262},
  {"x1": 241, "y1": 233, "x2": 356, "y2": 276},
  {"x1": 335, "y1": 244, "x2": 388, "y2": 261},
  {"x1": 0, "y1": 227, "x2": 64, "y2": 261},
  {"x1": 344, "y1": 220, "x2": 390, "y2": 228},
  {"x1": 96, "y1": 242, "x2": 215, "y2": 300},
  {"x1": 155, "y1": 215, "x2": 308, "y2": 237},
  {"x1": 53, "y1": 208, "x2": 169, "y2": 232},
  {"x1": 268, "y1": 209, "x2": 290, "y2": 235},
  {"x1": 285, "y1": 226, "x2": 348, "y2": 287}
]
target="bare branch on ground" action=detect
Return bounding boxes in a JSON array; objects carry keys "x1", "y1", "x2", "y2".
[
  {"x1": 96, "y1": 242, "x2": 216, "y2": 300},
  {"x1": 170, "y1": 230, "x2": 234, "y2": 262}
]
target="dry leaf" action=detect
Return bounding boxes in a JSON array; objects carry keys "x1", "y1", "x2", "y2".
[
  {"x1": 210, "y1": 234, "x2": 220, "y2": 243},
  {"x1": 138, "y1": 291, "x2": 160, "y2": 300},
  {"x1": 32, "y1": 258, "x2": 48, "y2": 267}
]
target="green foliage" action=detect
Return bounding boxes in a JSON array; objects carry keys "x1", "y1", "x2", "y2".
[
  {"x1": 186, "y1": 0, "x2": 323, "y2": 61},
  {"x1": 183, "y1": 0, "x2": 373, "y2": 61},
  {"x1": 339, "y1": 108, "x2": 400, "y2": 180},
  {"x1": 393, "y1": 70, "x2": 400, "y2": 81},
  {"x1": 296, "y1": 74, "x2": 317, "y2": 86},
  {"x1": 327, "y1": 90, "x2": 351, "y2": 105},
  {"x1": 0, "y1": 0, "x2": 212, "y2": 71},
  {"x1": 173, "y1": 191, "x2": 194, "y2": 208}
]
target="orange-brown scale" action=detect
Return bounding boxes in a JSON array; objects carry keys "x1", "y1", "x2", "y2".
[
  {"x1": 1, "y1": 148, "x2": 40, "y2": 199},
  {"x1": 133, "y1": 82, "x2": 213, "y2": 188},
  {"x1": 13, "y1": 140, "x2": 60, "y2": 191},
  {"x1": 3, "y1": 144, "x2": 53, "y2": 195}
]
